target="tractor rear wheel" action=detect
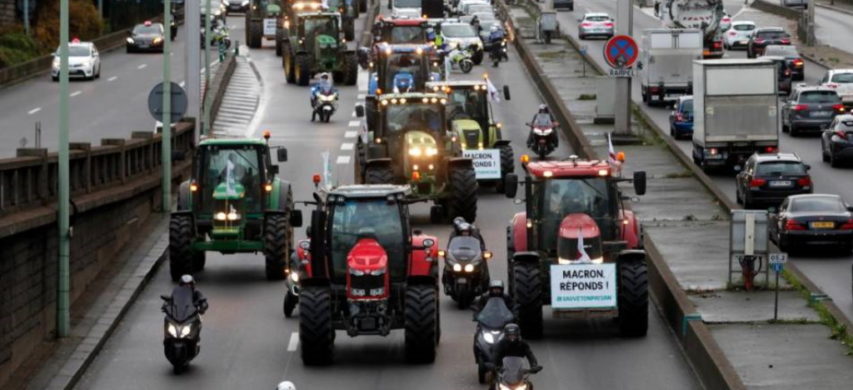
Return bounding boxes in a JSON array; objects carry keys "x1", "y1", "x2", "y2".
[
  {"x1": 264, "y1": 214, "x2": 290, "y2": 281},
  {"x1": 447, "y1": 165, "x2": 478, "y2": 222},
  {"x1": 496, "y1": 144, "x2": 514, "y2": 193},
  {"x1": 192, "y1": 251, "x2": 206, "y2": 272},
  {"x1": 283, "y1": 44, "x2": 296, "y2": 83},
  {"x1": 247, "y1": 20, "x2": 262, "y2": 48},
  {"x1": 618, "y1": 260, "x2": 649, "y2": 337},
  {"x1": 299, "y1": 287, "x2": 334, "y2": 365},
  {"x1": 169, "y1": 215, "x2": 194, "y2": 282},
  {"x1": 275, "y1": 30, "x2": 284, "y2": 56},
  {"x1": 296, "y1": 54, "x2": 311, "y2": 86},
  {"x1": 343, "y1": 54, "x2": 358, "y2": 86},
  {"x1": 404, "y1": 284, "x2": 438, "y2": 363},
  {"x1": 365, "y1": 164, "x2": 394, "y2": 184},
  {"x1": 512, "y1": 262, "x2": 543, "y2": 339}
]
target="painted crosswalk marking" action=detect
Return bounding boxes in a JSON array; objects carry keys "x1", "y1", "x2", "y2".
[{"x1": 336, "y1": 155, "x2": 351, "y2": 164}]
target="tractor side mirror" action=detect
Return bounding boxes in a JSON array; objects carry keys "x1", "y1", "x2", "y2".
[
  {"x1": 355, "y1": 104, "x2": 365, "y2": 117},
  {"x1": 504, "y1": 173, "x2": 518, "y2": 198},
  {"x1": 277, "y1": 148, "x2": 288, "y2": 162},
  {"x1": 847, "y1": 205, "x2": 853, "y2": 213},
  {"x1": 804, "y1": 164, "x2": 811, "y2": 170},
  {"x1": 290, "y1": 209, "x2": 303, "y2": 227},
  {"x1": 503, "y1": 85, "x2": 511, "y2": 100},
  {"x1": 270, "y1": 165, "x2": 280, "y2": 175},
  {"x1": 633, "y1": 171, "x2": 647, "y2": 196}
]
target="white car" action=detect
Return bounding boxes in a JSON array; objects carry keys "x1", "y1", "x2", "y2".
[
  {"x1": 820, "y1": 69, "x2": 853, "y2": 107},
  {"x1": 391, "y1": 0, "x2": 422, "y2": 18},
  {"x1": 51, "y1": 39, "x2": 100, "y2": 81},
  {"x1": 461, "y1": 1, "x2": 491, "y2": 16},
  {"x1": 455, "y1": 0, "x2": 487, "y2": 15},
  {"x1": 441, "y1": 22, "x2": 484, "y2": 64},
  {"x1": 723, "y1": 20, "x2": 755, "y2": 50},
  {"x1": 578, "y1": 12, "x2": 614, "y2": 40}
]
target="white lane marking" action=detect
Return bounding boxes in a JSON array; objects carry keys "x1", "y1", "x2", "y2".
[
  {"x1": 336, "y1": 155, "x2": 351, "y2": 164},
  {"x1": 357, "y1": 70, "x2": 368, "y2": 91},
  {"x1": 341, "y1": 143, "x2": 354, "y2": 151},
  {"x1": 138, "y1": 64, "x2": 147, "y2": 69},
  {"x1": 179, "y1": 80, "x2": 186, "y2": 87},
  {"x1": 107, "y1": 76, "x2": 118, "y2": 81},
  {"x1": 70, "y1": 90, "x2": 82, "y2": 97},
  {"x1": 348, "y1": 120, "x2": 360, "y2": 127},
  {"x1": 28, "y1": 107, "x2": 41, "y2": 115},
  {"x1": 344, "y1": 130, "x2": 358, "y2": 138},
  {"x1": 287, "y1": 332, "x2": 299, "y2": 352},
  {"x1": 352, "y1": 111, "x2": 357, "y2": 117}
]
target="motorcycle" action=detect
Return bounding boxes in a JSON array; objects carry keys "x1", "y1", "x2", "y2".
[
  {"x1": 526, "y1": 118, "x2": 559, "y2": 159},
  {"x1": 492, "y1": 356, "x2": 540, "y2": 390},
  {"x1": 311, "y1": 85, "x2": 339, "y2": 123},
  {"x1": 160, "y1": 286, "x2": 204, "y2": 373},
  {"x1": 201, "y1": 25, "x2": 231, "y2": 49},
  {"x1": 486, "y1": 38, "x2": 508, "y2": 67},
  {"x1": 283, "y1": 240, "x2": 311, "y2": 317},
  {"x1": 473, "y1": 297, "x2": 515, "y2": 384},
  {"x1": 442, "y1": 235, "x2": 492, "y2": 309},
  {"x1": 446, "y1": 46, "x2": 474, "y2": 74}
]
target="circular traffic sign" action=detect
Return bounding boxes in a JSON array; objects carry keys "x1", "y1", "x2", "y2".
[
  {"x1": 147, "y1": 82, "x2": 188, "y2": 123},
  {"x1": 603, "y1": 35, "x2": 639, "y2": 69}
]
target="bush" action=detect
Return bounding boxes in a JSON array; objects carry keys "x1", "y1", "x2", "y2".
[
  {"x1": 33, "y1": 0, "x2": 103, "y2": 53},
  {"x1": 0, "y1": 26, "x2": 42, "y2": 67}
]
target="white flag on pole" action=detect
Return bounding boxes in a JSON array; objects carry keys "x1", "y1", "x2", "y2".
[
  {"x1": 576, "y1": 227, "x2": 591, "y2": 263},
  {"x1": 486, "y1": 77, "x2": 500, "y2": 102},
  {"x1": 225, "y1": 159, "x2": 237, "y2": 196}
]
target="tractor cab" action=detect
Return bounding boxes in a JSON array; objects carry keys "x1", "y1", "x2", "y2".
[
  {"x1": 369, "y1": 44, "x2": 438, "y2": 95},
  {"x1": 372, "y1": 16, "x2": 429, "y2": 44},
  {"x1": 426, "y1": 78, "x2": 510, "y2": 148},
  {"x1": 296, "y1": 12, "x2": 343, "y2": 54}
]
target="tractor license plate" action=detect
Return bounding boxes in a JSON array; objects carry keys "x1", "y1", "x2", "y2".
[
  {"x1": 456, "y1": 277, "x2": 468, "y2": 284},
  {"x1": 550, "y1": 264, "x2": 617, "y2": 309},
  {"x1": 768, "y1": 180, "x2": 792, "y2": 187},
  {"x1": 810, "y1": 221, "x2": 834, "y2": 229},
  {"x1": 263, "y1": 18, "x2": 277, "y2": 35}
]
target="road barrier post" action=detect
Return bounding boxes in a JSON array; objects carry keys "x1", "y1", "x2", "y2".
[{"x1": 57, "y1": 0, "x2": 71, "y2": 338}]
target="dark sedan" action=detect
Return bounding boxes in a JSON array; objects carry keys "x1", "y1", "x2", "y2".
[
  {"x1": 747, "y1": 27, "x2": 790, "y2": 58},
  {"x1": 736, "y1": 153, "x2": 812, "y2": 209},
  {"x1": 770, "y1": 194, "x2": 853, "y2": 254},
  {"x1": 126, "y1": 21, "x2": 166, "y2": 53},
  {"x1": 782, "y1": 86, "x2": 845, "y2": 136},
  {"x1": 764, "y1": 56, "x2": 793, "y2": 95},
  {"x1": 821, "y1": 114, "x2": 853, "y2": 167},
  {"x1": 668, "y1": 96, "x2": 693, "y2": 140},
  {"x1": 762, "y1": 44, "x2": 804, "y2": 81}
]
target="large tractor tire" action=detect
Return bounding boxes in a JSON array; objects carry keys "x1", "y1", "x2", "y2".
[
  {"x1": 511, "y1": 262, "x2": 543, "y2": 339},
  {"x1": 496, "y1": 144, "x2": 514, "y2": 193},
  {"x1": 275, "y1": 30, "x2": 284, "y2": 56},
  {"x1": 169, "y1": 215, "x2": 194, "y2": 282},
  {"x1": 192, "y1": 251, "x2": 206, "y2": 272},
  {"x1": 343, "y1": 54, "x2": 358, "y2": 86},
  {"x1": 264, "y1": 214, "x2": 290, "y2": 281},
  {"x1": 359, "y1": 0, "x2": 367, "y2": 13},
  {"x1": 295, "y1": 54, "x2": 312, "y2": 86},
  {"x1": 618, "y1": 260, "x2": 649, "y2": 337},
  {"x1": 364, "y1": 164, "x2": 394, "y2": 184},
  {"x1": 404, "y1": 284, "x2": 438, "y2": 363},
  {"x1": 299, "y1": 287, "x2": 334, "y2": 365},
  {"x1": 447, "y1": 165, "x2": 478, "y2": 222},
  {"x1": 247, "y1": 20, "x2": 262, "y2": 48},
  {"x1": 283, "y1": 46, "x2": 296, "y2": 84}
]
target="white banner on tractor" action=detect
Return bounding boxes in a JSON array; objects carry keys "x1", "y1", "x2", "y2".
[
  {"x1": 550, "y1": 264, "x2": 617, "y2": 309},
  {"x1": 462, "y1": 149, "x2": 501, "y2": 179},
  {"x1": 264, "y1": 19, "x2": 277, "y2": 36}
]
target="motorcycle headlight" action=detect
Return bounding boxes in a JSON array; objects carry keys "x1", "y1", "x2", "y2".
[
  {"x1": 475, "y1": 41, "x2": 483, "y2": 49},
  {"x1": 215, "y1": 212, "x2": 227, "y2": 221},
  {"x1": 452, "y1": 263, "x2": 462, "y2": 272},
  {"x1": 464, "y1": 263, "x2": 475, "y2": 273},
  {"x1": 179, "y1": 324, "x2": 192, "y2": 338},
  {"x1": 290, "y1": 271, "x2": 300, "y2": 282},
  {"x1": 167, "y1": 323, "x2": 179, "y2": 338},
  {"x1": 499, "y1": 384, "x2": 512, "y2": 390},
  {"x1": 483, "y1": 332, "x2": 495, "y2": 344},
  {"x1": 408, "y1": 147, "x2": 423, "y2": 157},
  {"x1": 320, "y1": 94, "x2": 336, "y2": 102},
  {"x1": 126, "y1": 37, "x2": 134, "y2": 44}
]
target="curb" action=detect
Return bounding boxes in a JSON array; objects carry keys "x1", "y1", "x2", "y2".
[{"x1": 815, "y1": 1, "x2": 853, "y2": 16}]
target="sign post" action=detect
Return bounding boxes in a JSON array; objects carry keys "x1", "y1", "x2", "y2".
[
  {"x1": 769, "y1": 252, "x2": 787, "y2": 321},
  {"x1": 612, "y1": 0, "x2": 635, "y2": 137}
]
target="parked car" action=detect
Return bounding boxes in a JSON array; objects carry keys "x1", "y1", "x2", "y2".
[
  {"x1": 736, "y1": 153, "x2": 812, "y2": 209},
  {"x1": 554, "y1": 0, "x2": 573, "y2": 11},
  {"x1": 820, "y1": 68, "x2": 853, "y2": 108},
  {"x1": 761, "y1": 44, "x2": 804, "y2": 80},
  {"x1": 747, "y1": 27, "x2": 790, "y2": 58},
  {"x1": 782, "y1": 86, "x2": 845, "y2": 136},
  {"x1": 769, "y1": 194, "x2": 853, "y2": 254},
  {"x1": 578, "y1": 12, "x2": 614, "y2": 40},
  {"x1": 724, "y1": 21, "x2": 756, "y2": 50},
  {"x1": 821, "y1": 114, "x2": 853, "y2": 167},
  {"x1": 668, "y1": 96, "x2": 694, "y2": 139},
  {"x1": 764, "y1": 56, "x2": 793, "y2": 95}
]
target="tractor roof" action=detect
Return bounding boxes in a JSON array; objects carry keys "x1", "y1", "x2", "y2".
[
  {"x1": 426, "y1": 79, "x2": 488, "y2": 88},
  {"x1": 378, "y1": 91, "x2": 447, "y2": 102},
  {"x1": 375, "y1": 42, "x2": 433, "y2": 54},
  {"x1": 199, "y1": 137, "x2": 267, "y2": 147},
  {"x1": 376, "y1": 16, "x2": 427, "y2": 26},
  {"x1": 328, "y1": 184, "x2": 411, "y2": 198},
  {"x1": 525, "y1": 158, "x2": 613, "y2": 178}
]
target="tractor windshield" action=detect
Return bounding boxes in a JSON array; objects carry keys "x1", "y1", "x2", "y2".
[
  {"x1": 389, "y1": 26, "x2": 426, "y2": 43},
  {"x1": 446, "y1": 87, "x2": 488, "y2": 127},
  {"x1": 301, "y1": 16, "x2": 339, "y2": 38},
  {"x1": 533, "y1": 178, "x2": 615, "y2": 252},
  {"x1": 380, "y1": 52, "x2": 426, "y2": 91},
  {"x1": 384, "y1": 103, "x2": 444, "y2": 135},
  {"x1": 330, "y1": 199, "x2": 406, "y2": 281},
  {"x1": 198, "y1": 145, "x2": 263, "y2": 214}
]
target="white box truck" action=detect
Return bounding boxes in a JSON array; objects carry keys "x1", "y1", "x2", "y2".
[
  {"x1": 692, "y1": 59, "x2": 780, "y2": 172},
  {"x1": 639, "y1": 28, "x2": 703, "y2": 105}
]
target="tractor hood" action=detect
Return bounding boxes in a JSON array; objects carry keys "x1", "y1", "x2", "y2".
[
  {"x1": 213, "y1": 182, "x2": 246, "y2": 200},
  {"x1": 315, "y1": 34, "x2": 338, "y2": 49},
  {"x1": 405, "y1": 130, "x2": 438, "y2": 157},
  {"x1": 347, "y1": 238, "x2": 388, "y2": 273},
  {"x1": 557, "y1": 213, "x2": 603, "y2": 264},
  {"x1": 452, "y1": 119, "x2": 482, "y2": 149}
]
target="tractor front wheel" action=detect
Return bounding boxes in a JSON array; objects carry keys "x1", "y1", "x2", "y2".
[
  {"x1": 618, "y1": 260, "x2": 649, "y2": 337},
  {"x1": 365, "y1": 164, "x2": 394, "y2": 184},
  {"x1": 299, "y1": 287, "x2": 334, "y2": 365},
  {"x1": 512, "y1": 262, "x2": 544, "y2": 339},
  {"x1": 404, "y1": 284, "x2": 438, "y2": 363},
  {"x1": 296, "y1": 54, "x2": 311, "y2": 86},
  {"x1": 275, "y1": 30, "x2": 284, "y2": 56},
  {"x1": 283, "y1": 44, "x2": 296, "y2": 83},
  {"x1": 496, "y1": 144, "x2": 514, "y2": 193},
  {"x1": 169, "y1": 215, "x2": 195, "y2": 282},
  {"x1": 264, "y1": 214, "x2": 290, "y2": 281},
  {"x1": 247, "y1": 21, "x2": 262, "y2": 48},
  {"x1": 343, "y1": 54, "x2": 358, "y2": 86},
  {"x1": 447, "y1": 165, "x2": 478, "y2": 222}
]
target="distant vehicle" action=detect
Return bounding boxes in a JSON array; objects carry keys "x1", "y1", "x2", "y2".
[
  {"x1": 723, "y1": 21, "x2": 755, "y2": 50},
  {"x1": 781, "y1": 86, "x2": 845, "y2": 136},
  {"x1": 578, "y1": 12, "x2": 614, "y2": 40},
  {"x1": 126, "y1": 21, "x2": 166, "y2": 53},
  {"x1": 656, "y1": 0, "x2": 724, "y2": 58},
  {"x1": 51, "y1": 39, "x2": 100, "y2": 81},
  {"x1": 639, "y1": 29, "x2": 703, "y2": 105},
  {"x1": 669, "y1": 96, "x2": 694, "y2": 139},
  {"x1": 747, "y1": 27, "x2": 791, "y2": 58},
  {"x1": 720, "y1": 13, "x2": 732, "y2": 32},
  {"x1": 554, "y1": 0, "x2": 574, "y2": 11},
  {"x1": 735, "y1": 152, "x2": 812, "y2": 209},
  {"x1": 769, "y1": 194, "x2": 853, "y2": 254},
  {"x1": 761, "y1": 44, "x2": 804, "y2": 80},
  {"x1": 461, "y1": 1, "x2": 491, "y2": 16},
  {"x1": 223, "y1": 0, "x2": 249, "y2": 14},
  {"x1": 820, "y1": 69, "x2": 853, "y2": 109},
  {"x1": 391, "y1": 0, "x2": 422, "y2": 18},
  {"x1": 763, "y1": 56, "x2": 793, "y2": 95},
  {"x1": 441, "y1": 22, "x2": 484, "y2": 64},
  {"x1": 821, "y1": 114, "x2": 853, "y2": 167}
]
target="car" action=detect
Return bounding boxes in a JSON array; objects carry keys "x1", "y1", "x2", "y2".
[
  {"x1": 781, "y1": 86, "x2": 845, "y2": 136},
  {"x1": 668, "y1": 96, "x2": 694, "y2": 139},
  {"x1": 461, "y1": 1, "x2": 491, "y2": 16},
  {"x1": 747, "y1": 27, "x2": 790, "y2": 58},
  {"x1": 761, "y1": 44, "x2": 804, "y2": 80},
  {"x1": 769, "y1": 194, "x2": 853, "y2": 254},
  {"x1": 782, "y1": 0, "x2": 808, "y2": 7},
  {"x1": 453, "y1": 0, "x2": 486, "y2": 16},
  {"x1": 51, "y1": 39, "x2": 101, "y2": 81},
  {"x1": 126, "y1": 21, "x2": 167, "y2": 53},
  {"x1": 763, "y1": 56, "x2": 793, "y2": 95},
  {"x1": 820, "y1": 69, "x2": 853, "y2": 108},
  {"x1": 724, "y1": 21, "x2": 756, "y2": 50},
  {"x1": 223, "y1": 0, "x2": 249, "y2": 14},
  {"x1": 441, "y1": 22, "x2": 484, "y2": 64},
  {"x1": 720, "y1": 13, "x2": 732, "y2": 32},
  {"x1": 554, "y1": 0, "x2": 574, "y2": 11},
  {"x1": 821, "y1": 114, "x2": 853, "y2": 167},
  {"x1": 735, "y1": 153, "x2": 812, "y2": 209},
  {"x1": 578, "y1": 12, "x2": 614, "y2": 40}
]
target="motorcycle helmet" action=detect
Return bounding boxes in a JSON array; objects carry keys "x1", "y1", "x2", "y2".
[
  {"x1": 179, "y1": 274, "x2": 195, "y2": 288},
  {"x1": 504, "y1": 323, "x2": 521, "y2": 342},
  {"x1": 277, "y1": 381, "x2": 297, "y2": 390},
  {"x1": 458, "y1": 222, "x2": 472, "y2": 235},
  {"x1": 538, "y1": 104, "x2": 549, "y2": 114},
  {"x1": 490, "y1": 25, "x2": 499, "y2": 33},
  {"x1": 488, "y1": 280, "x2": 505, "y2": 297}
]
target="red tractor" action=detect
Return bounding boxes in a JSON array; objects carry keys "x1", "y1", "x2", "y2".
[
  {"x1": 371, "y1": 16, "x2": 430, "y2": 45},
  {"x1": 298, "y1": 184, "x2": 441, "y2": 365},
  {"x1": 506, "y1": 156, "x2": 649, "y2": 338}
]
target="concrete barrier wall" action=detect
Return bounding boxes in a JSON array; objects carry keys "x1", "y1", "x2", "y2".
[{"x1": 752, "y1": 0, "x2": 803, "y2": 19}]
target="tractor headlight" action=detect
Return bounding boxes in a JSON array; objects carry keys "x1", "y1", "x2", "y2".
[
  {"x1": 350, "y1": 269, "x2": 365, "y2": 276},
  {"x1": 425, "y1": 147, "x2": 438, "y2": 156},
  {"x1": 408, "y1": 147, "x2": 423, "y2": 157},
  {"x1": 350, "y1": 288, "x2": 366, "y2": 296},
  {"x1": 227, "y1": 211, "x2": 240, "y2": 221},
  {"x1": 290, "y1": 272, "x2": 300, "y2": 282},
  {"x1": 464, "y1": 263, "x2": 475, "y2": 273},
  {"x1": 167, "y1": 323, "x2": 179, "y2": 338},
  {"x1": 369, "y1": 269, "x2": 385, "y2": 276},
  {"x1": 215, "y1": 212, "x2": 227, "y2": 221},
  {"x1": 452, "y1": 263, "x2": 462, "y2": 272}
]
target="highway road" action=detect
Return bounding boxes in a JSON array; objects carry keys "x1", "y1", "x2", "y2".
[
  {"x1": 74, "y1": 8, "x2": 701, "y2": 390},
  {"x1": 562, "y1": 0, "x2": 853, "y2": 319}
]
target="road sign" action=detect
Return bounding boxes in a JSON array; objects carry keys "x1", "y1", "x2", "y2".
[
  {"x1": 148, "y1": 82, "x2": 188, "y2": 122},
  {"x1": 770, "y1": 252, "x2": 787, "y2": 273},
  {"x1": 603, "y1": 35, "x2": 639, "y2": 70}
]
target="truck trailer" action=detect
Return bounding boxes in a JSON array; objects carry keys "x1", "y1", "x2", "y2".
[{"x1": 639, "y1": 28, "x2": 703, "y2": 105}]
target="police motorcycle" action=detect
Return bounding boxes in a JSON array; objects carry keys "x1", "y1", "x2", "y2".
[
  {"x1": 160, "y1": 280, "x2": 206, "y2": 373},
  {"x1": 493, "y1": 356, "x2": 540, "y2": 390},
  {"x1": 442, "y1": 235, "x2": 492, "y2": 308},
  {"x1": 473, "y1": 297, "x2": 515, "y2": 384},
  {"x1": 311, "y1": 85, "x2": 339, "y2": 123},
  {"x1": 444, "y1": 44, "x2": 475, "y2": 74}
]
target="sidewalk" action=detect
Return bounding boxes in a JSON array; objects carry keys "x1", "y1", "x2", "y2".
[{"x1": 508, "y1": 4, "x2": 853, "y2": 388}]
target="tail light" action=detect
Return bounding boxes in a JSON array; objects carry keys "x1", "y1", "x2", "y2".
[
  {"x1": 796, "y1": 176, "x2": 811, "y2": 187},
  {"x1": 784, "y1": 69, "x2": 791, "y2": 76},
  {"x1": 833, "y1": 103, "x2": 845, "y2": 112},
  {"x1": 835, "y1": 130, "x2": 848, "y2": 139},
  {"x1": 793, "y1": 104, "x2": 808, "y2": 111},
  {"x1": 749, "y1": 178, "x2": 766, "y2": 188},
  {"x1": 713, "y1": 41, "x2": 722, "y2": 49},
  {"x1": 764, "y1": 146, "x2": 777, "y2": 153},
  {"x1": 780, "y1": 38, "x2": 791, "y2": 44},
  {"x1": 709, "y1": 147, "x2": 719, "y2": 155},
  {"x1": 785, "y1": 219, "x2": 806, "y2": 230},
  {"x1": 649, "y1": 86, "x2": 661, "y2": 93},
  {"x1": 604, "y1": 22, "x2": 614, "y2": 27},
  {"x1": 675, "y1": 112, "x2": 685, "y2": 121},
  {"x1": 793, "y1": 58, "x2": 804, "y2": 67},
  {"x1": 840, "y1": 219, "x2": 853, "y2": 230},
  {"x1": 581, "y1": 22, "x2": 592, "y2": 27}
]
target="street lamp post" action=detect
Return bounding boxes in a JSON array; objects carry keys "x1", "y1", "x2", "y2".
[
  {"x1": 57, "y1": 0, "x2": 71, "y2": 337},
  {"x1": 163, "y1": 0, "x2": 173, "y2": 211}
]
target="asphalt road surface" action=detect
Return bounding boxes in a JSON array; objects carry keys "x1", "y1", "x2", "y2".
[
  {"x1": 563, "y1": 0, "x2": 853, "y2": 320},
  {"x1": 75, "y1": 7, "x2": 700, "y2": 390}
]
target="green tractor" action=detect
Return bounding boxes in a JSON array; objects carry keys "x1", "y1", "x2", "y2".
[
  {"x1": 169, "y1": 135, "x2": 303, "y2": 282},
  {"x1": 246, "y1": 0, "x2": 284, "y2": 49},
  {"x1": 426, "y1": 78, "x2": 515, "y2": 193},
  {"x1": 354, "y1": 92, "x2": 479, "y2": 223},
  {"x1": 280, "y1": 11, "x2": 358, "y2": 86}
]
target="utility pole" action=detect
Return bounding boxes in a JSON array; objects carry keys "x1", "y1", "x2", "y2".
[
  {"x1": 23, "y1": 0, "x2": 30, "y2": 36},
  {"x1": 162, "y1": 0, "x2": 173, "y2": 211},
  {"x1": 614, "y1": 0, "x2": 634, "y2": 137},
  {"x1": 186, "y1": 0, "x2": 201, "y2": 140},
  {"x1": 807, "y1": 0, "x2": 816, "y2": 46},
  {"x1": 57, "y1": 0, "x2": 71, "y2": 337},
  {"x1": 203, "y1": 0, "x2": 212, "y2": 136}
]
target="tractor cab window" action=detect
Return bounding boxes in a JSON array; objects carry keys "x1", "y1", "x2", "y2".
[
  {"x1": 389, "y1": 26, "x2": 426, "y2": 43},
  {"x1": 533, "y1": 178, "x2": 613, "y2": 252},
  {"x1": 446, "y1": 88, "x2": 487, "y2": 125},
  {"x1": 330, "y1": 199, "x2": 406, "y2": 281},
  {"x1": 198, "y1": 146, "x2": 263, "y2": 213},
  {"x1": 302, "y1": 16, "x2": 338, "y2": 38},
  {"x1": 385, "y1": 103, "x2": 443, "y2": 134},
  {"x1": 381, "y1": 53, "x2": 426, "y2": 91}
]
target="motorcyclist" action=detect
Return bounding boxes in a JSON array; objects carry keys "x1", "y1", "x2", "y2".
[
  {"x1": 527, "y1": 104, "x2": 557, "y2": 148},
  {"x1": 427, "y1": 27, "x2": 444, "y2": 49},
  {"x1": 168, "y1": 275, "x2": 209, "y2": 314},
  {"x1": 276, "y1": 381, "x2": 297, "y2": 390},
  {"x1": 472, "y1": 280, "x2": 514, "y2": 315},
  {"x1": 310, "y1": 73, "x2": 337, "y2": 121},
  {"x1": 470, "y1": 15, "x2": 481, "y2": 34},
  {"x1": 490, "y1": 323, "x2": 542, "y2": 378},
  {"x1": 450, "y1": 216, "x2": 486, "y2": 250}
]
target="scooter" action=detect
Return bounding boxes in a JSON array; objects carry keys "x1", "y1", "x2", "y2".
[
  {"x1": 473, "y1": 297, "x2": 515, "y2": 384},
  {"x1": 311, "y1": 86, "x2": 339, "y2": 123},
  {"x1": 161, "y1": 286, "x2": 204, "y2": 374},
  {"x1": 442, "y1": 235, "x2": 492, "y2": 309},
  {"x1": 492, "y1": 357, "x2": 541, "y2": 390},
  {"x1": 487, "y1": 38, "x2": 508, "y2": 67},
  {"x1": 283, "y1": 240, "x2": 311, "y2": 317},
  {"x1": 526, "y1": 119, "x2": 559, "y2": 159},
  {"x1": 447, "y1": 46, "x2": 474, "y2": 74}
]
